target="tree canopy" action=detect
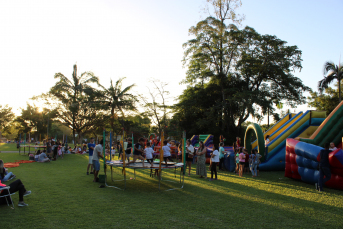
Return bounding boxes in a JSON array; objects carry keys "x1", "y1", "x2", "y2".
[{"x1": 175, "y1": 16, "x2": 309, "y2": 141}]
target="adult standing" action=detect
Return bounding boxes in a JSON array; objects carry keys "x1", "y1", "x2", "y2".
[
  {"x1": 315, "y1": 142, "x2": 332, "y2": 192},
  {"x1": 46, "y1": 140, "x2": 52, "y2": 158},
  {"x1": 87, "y1": 138, "x2": 95, "y2": 175},
  {"x1": 218, "y1": 143, "x2": 226, "y2": 171},
  {"x1": 185, "y1": 139, "x2": 194, "y2": 176},
  {"x1": 196, "y1": 141, "x2": 207, "y2": 178},
  {"x1": 92, "y1": 139, "x2": 104, "y2": 182}
]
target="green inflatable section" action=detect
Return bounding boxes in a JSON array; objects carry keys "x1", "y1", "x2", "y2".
[
  {"x1": 299, "y1": 101, "x2": 343, "y2": 147},
  {"x1": 244, "y1": 123, "x2": 266, "y2": 161}
]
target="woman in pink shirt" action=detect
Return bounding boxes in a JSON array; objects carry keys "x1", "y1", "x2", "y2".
[{"x1": 239, "y1": 149, "x2": 246, "y2": 177}]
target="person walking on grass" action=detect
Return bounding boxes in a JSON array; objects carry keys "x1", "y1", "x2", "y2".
[
  {"x1": 92, "y1": 139, "x2": 104, "y2": 182},
  {"x1": 315, "y1": 142, "x2": 332, "y2": 192},
  {"x1": 87, "y1": 137, "x2": 95, "y2": 175},
  {"x1": 209, "y1": 145, "x2": 219, "y2": 181}
]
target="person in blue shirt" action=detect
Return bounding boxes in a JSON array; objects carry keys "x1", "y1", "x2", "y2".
[
  {"x1": 87, "y1": 137, "x2": 96, "y2": 175},
  {"x1": 315, "y1": 142, "x2": 332, "y2": 192}
]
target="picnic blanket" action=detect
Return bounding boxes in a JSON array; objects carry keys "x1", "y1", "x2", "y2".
[{"x1": 4, "y1": 160, "x2": 35, "y2": 168}]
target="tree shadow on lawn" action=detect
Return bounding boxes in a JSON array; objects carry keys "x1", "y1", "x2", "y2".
[
  {"x1": 219, "y1": 171, "x2": 343, "y2": 197},
  {"x1": 180, "y1": 177, "x2": 343, "y2": 227}
]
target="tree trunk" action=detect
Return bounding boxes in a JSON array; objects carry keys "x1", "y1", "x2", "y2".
[{"x1": 339, "y1": 77, "x2": 341, "y2": 102}]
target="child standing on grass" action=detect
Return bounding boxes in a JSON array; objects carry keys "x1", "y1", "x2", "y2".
[
  {"x1": 209, "y1": 145, "x2": 219, "y2": 181},
  {"x1": 162, "y1": 140, "x2": 173, "y2": 166},
  {"x1": 239, "y1": 149, "x2": 246, "y2": 177},
  {"x1": 235, "y1": 149, "x2": 240, "y2": 174}
]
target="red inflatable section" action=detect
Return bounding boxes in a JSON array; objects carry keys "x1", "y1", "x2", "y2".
[{"x1": 285, "y1": 138, "x2": 301, "y2": 179}]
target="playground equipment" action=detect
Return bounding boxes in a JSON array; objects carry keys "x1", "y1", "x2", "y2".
[
  {"x1": 298, "y1": 101, "x2": 343, "y2": 148},
  {"x1": 104, "y1": 130, "x2": 186, "y2": 191},
  {"x1": 284, "y1": 101, "x2": 343, "y2": 189},
  {"x1": 244, "y1": 110, "x2": 326, "y2": 170},
  {"x1": 285, "y1": 139, "x2": 343, "y2": 190},
  {"x1": 190, "y1": 134, "x2": 213, "y2": 148}
]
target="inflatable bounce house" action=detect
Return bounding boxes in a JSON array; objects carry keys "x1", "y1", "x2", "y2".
[
  {"x1": 284, "y1": 101, "x2": 343, "y2": 190},
  {"x1": 244, "y1": 110, "x2": 327, "y2": 170},
  {"x1": 190, "y1": 134, "x2": 214, "y2": 163}
]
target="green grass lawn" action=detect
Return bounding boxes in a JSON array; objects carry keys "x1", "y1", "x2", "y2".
[{"x1": 1, "y1": 152, "x2": 343, "y2": 228}]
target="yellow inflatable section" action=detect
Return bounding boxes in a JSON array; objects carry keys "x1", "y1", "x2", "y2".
[
  {"x1": 251, "y1": 113, "x2": 297, "y2": 150},
  {"x1": 266, "y1": 110, "x2": 326, "y2": 154}
]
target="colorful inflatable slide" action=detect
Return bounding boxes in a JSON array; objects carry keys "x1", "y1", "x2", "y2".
[
  {"x1": 285, "y1": 101, "x2": 343, "y2": 189},
  {"x1": 245, "y1": 110, "x2": 326, "y2": 170}
]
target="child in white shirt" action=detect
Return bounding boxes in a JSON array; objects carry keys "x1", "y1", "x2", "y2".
[
  {"x1": 162, "y1": 140, "x2": 173, "y2": 166},
  {"x1": 209, "y1": 145, "x2": 220, "y2": 181},
  {"x1": 144, "y1": 142, "x2": 155, "y2": 167}
]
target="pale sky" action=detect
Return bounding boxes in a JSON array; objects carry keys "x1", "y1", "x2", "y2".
[{"x1": 1, "y1": 0, "x2": 342, "y2": 123}]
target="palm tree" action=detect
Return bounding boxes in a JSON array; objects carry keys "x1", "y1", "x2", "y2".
[
  {"x1": 50, "y1": 64, "x2": 100, "y2": 144},
  {"x1": 101, "y1": 77, "x2": 137, "y2": 135},
  {"x1": 318, "y1": 61, "x2": 343, "y2": 102}
]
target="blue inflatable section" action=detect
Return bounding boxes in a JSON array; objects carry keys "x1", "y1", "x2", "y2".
[
  {"x1": 259, "y1": 116, "x2": 324, "y2": 170},
  {"x1": 294, "y1": 141, "x2": 322, "y2": 183}
]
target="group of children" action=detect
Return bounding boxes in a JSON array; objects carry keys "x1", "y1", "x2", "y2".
[{"x1": 234, "y1": 148, "x2": 262, "y2": 177}]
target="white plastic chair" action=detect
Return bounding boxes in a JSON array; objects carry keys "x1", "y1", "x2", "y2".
[{"x1": 0, "y1": 186, "x2": 15, "y2": 208}]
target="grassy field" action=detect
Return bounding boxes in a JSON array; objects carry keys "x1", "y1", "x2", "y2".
[{"x1": 0, "y1": 152, "x2": 342, "y2": 228}]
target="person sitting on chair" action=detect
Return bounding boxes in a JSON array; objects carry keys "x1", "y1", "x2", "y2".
[
  {"x1": 0, "y1": 179, "x2": 31, "y2": 207},
  {"x1": 0, "y1": 160, "x2": 16, "y2": 182}
]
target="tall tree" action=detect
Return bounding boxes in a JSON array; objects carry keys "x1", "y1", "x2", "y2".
[
  {"x1": 100, "y1": 77, "x2": 137, "y2": 134},
  {"x1": 140, "y1": 80, "x2": 171, "y2": 137},
  {"x1": 16, "y1": 104, "x2": 57, "y2": 140},
  {"x1": 180, "y1": 22, "x2": 309, "y2": 141},
  {"x1": 0, "y1": 105, "x2": 15, "y2": 140},
  {"x1": 308, "y1": 85, "x2": 341, "y2": 116},
  {"x1": 49, "y1": 64, "x2": 101, "y2": 144},
  {"x1": 318, "y1": 61, "x2": 343, "y2": 102}
]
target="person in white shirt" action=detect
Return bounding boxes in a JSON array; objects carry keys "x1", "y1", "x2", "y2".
[
  {"x1": 144, "y1": 142, "x2": 155, "y2": 167},
  {"x1": 162, "y1": 140, "x2": 173, "y2": 166},
  {"x1": 209, "y1": 145, "x2": 220, "y2": 181},
  {"x1": 329, "y1": 142, "x2": 337, "y2": 151},
  {"x1": 185, "y1": 139, "x2": 194, "y2": 176},
  {"x1": 92, "y1": 140, "x2": 104, "y2": 182}
]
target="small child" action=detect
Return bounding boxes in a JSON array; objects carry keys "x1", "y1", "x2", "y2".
[
  {"x1": 61, "y1": 144, "x2": 65, "y2": 156},
  {"x1": 58, "y1": 146, "x2": 63, "y2": 158},
  {"x1": 34, "y1": 150, "x2": 41, "y2": 162},
  {"x1": 144, "y1": 142, "x2": 155, "y2": 167},
  {"x1": 209, "y1": 145, "x2": 219, "y2": 181},
  {"x1": 34, "y1": 142, "x2": 38, "y2": 153},
  {"x1": 162, "y1": 140, "x2": 173, "y2": 166},
  {"x1": 111, "y1": 147, "x2": 116, "y2": 158}
]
